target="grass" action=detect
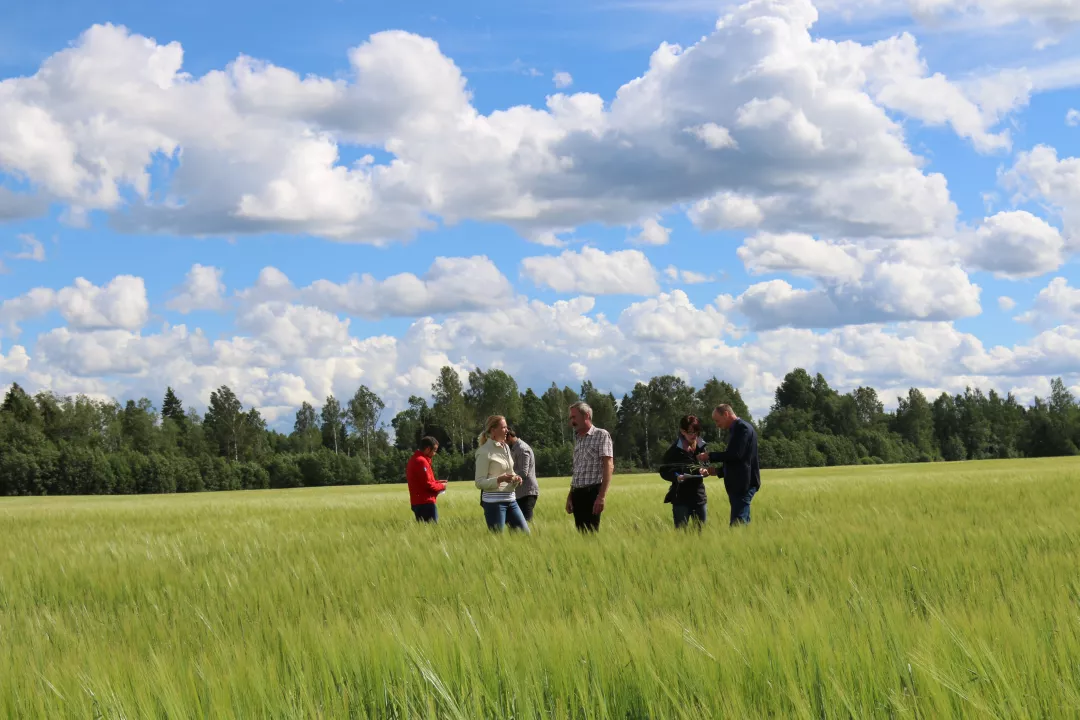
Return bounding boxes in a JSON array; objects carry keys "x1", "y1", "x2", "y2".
[{"x1": 1, "y1": 458, "x2": 1079, "y2": 718}]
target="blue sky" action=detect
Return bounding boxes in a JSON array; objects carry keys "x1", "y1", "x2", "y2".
[{"x1": 2, "y1": 0, "x2": 1079, "y2": 427}]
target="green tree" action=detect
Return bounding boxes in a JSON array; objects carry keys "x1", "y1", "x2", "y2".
[
  {"x1": 542, "y1": 383, "x2": 579, "y2": 444},
  {"x1": 347, "y1": 385, "x2": 385, "y2": 465},
  {"x1": 391, "y1": 396, "x2": 433, "y2": 451},
  {"x1": 695, "y1": 378, "x2": 750, "y2": 442},
  {"x1": 516, "y1": 388, "x2": 558, "y2": 446},
  {"x1": 466, "y1": 368, "x2": 522, "y2": 429},
  {"x1": 432, "y1": 367, "x2": 469, "y2": 454},
  {"x1": 320, "y1": 395, "x2": 346, "y2": 455},
  {"x1": 203, "y1": 386, "x2": 244, "y2": 461},
  {"x1": 292, "y1": 402, "x2": 320, "y2": 452},
  {"x1": 580, "y1": 380, "x2": 618, "y2": 431},
  {"x1": 120, "y1": 399, "x2": 157, "y2": 454},
  {"x1": 162, "y1": 387, "x2": 186, "y2": 427},
  {"x1": 892, "y1": 388, "x2": 936, "y2": 460}
]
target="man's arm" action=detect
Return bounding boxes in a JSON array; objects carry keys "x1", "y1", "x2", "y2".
[
  {"x1": 708, "y1": 423, "x2": 752, "y2": 464},
  {"x1": 425, "y1": 461, "x2": 446, "y2": 493},
  {"x1": 593, "y1": 432, "x2": 614, "y2": 514}
]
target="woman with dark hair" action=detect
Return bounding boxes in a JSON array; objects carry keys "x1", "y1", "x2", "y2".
[{"x1": 658, "y1": 414, "x2": 714, "y2": 529}]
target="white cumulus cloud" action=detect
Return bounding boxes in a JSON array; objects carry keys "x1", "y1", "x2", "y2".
[
  {"x1": 167, "y1": 264, "x2": 228, "y2": 313},
  {"x1": 521, "y1": 246, "x2": 661, "y2": 295}
]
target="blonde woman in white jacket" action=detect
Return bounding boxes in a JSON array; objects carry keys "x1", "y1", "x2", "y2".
[{"x1": 475, "y1": 415, "x2": 530, "y2": 533}]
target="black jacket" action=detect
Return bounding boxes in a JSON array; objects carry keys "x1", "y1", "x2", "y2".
[
  {"x1": 707, "y1": 418, "x2": 761, "y2": 495},
  {"x1": 658, "y1": 438, "x2": 709, "y2": 506}
]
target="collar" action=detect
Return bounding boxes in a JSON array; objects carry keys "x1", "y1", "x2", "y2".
[{"x1": 677, "y1": 436, "x2": 705, "y2": 452}]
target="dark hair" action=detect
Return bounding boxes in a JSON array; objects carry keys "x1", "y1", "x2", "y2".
[
  {"x1": 506, "y1": 427, "x2": 517, "y2": 439},
  {"x1": 419, "y1": 436, "x2": 439, "y2": 451},
  {"x1": 679, "y1": 415, "x2": 702, "y2": 434}
]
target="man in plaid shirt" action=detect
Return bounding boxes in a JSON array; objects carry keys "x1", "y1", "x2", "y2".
[{"x1": 566, "y1": 401, "x2": 614, "y2": 533}]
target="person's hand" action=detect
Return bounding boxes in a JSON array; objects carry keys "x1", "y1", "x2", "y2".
[
  {"x1": 696, "y1": 452, "x2": 709, "y2": 463},
  {"x1": 498, "y1": 472, "x2": 515, "y2": 482},
  {"x1": 675, "y1": 473, "x2": 684, "y2": 483},
  {"x1": 592, "y1": 494, "x2": 606, "y2": 515},
  {"x1": 512, "y1": 475, "x2": 522, "y2": 486},
  {"x1": 565, "y1": 493, "x2": 574, "y2": 514}
]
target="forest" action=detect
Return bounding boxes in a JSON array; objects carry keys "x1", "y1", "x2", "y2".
[{"x1": 1, "y1": 367, "x2": 1078, "y2": 495}]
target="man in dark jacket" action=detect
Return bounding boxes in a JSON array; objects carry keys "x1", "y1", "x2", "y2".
[{"x1": 698, "y1": 404, "x2": 761, "y2": 526}]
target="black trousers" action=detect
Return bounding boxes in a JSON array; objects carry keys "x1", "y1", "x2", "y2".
[
  {"x1": 570, "y1": 484, "x2": 602, "y2": 532},
  {"x1": 517, "y1": 494, "x2": 538, "y2": 522}
]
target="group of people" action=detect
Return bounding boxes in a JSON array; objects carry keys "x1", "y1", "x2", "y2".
[{"x1": 404, "y1": 401, "x2": 761, "y2": 533}]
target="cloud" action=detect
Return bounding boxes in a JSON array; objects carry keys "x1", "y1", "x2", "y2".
[
  {"x1": 11, "y1": 234, "x2": 46, "y2": 261},
  {"x1": 1067, "y1": 109, "x2": 1080, "y2": 126},
  {"x1": 998, "y1": 296, "x2": 1016, "y2": 311},
  {"x1": 734, "y1": 237, "x2": 981, "y2": 329},
  {"x1": 0, "y1": 2, "x2": 984, "y2": 245},
  {"x1": 908, "y1": 0, "x2": 1080, "y2": 38},
  {"x1": 57, "y1": 276, "x2": 150, "y2": 331},
  {"x1": 664, "y1": 266, "x2": 714, "y2": 284},
  {"x1": 3, "y1": 269, "x2": 1079, "y2": 424},
  {"x1": 737, "y1": 232, "x2": 867, "y2": 283},
  {"x1": 1016, "y1": 277, "x2": 1080, "y2": 326},
  {"x1": 0, "y1": 188, "x2": 49, "y2": 221},
  {"x1": 0, "y1": 276, "x2": 148, "y2": 337},
  {"x1": 685, "y1": 123, "x2": 737, "y2": 150},
  {"x1": 618, "y1": 290, "x2": 735, "y2": 343},
  {"x1": 302, "y1": 256, "x2": 514, "y2": 319},
  {"x1": 166, "y1": 264, "x2": 227, "y2": 313},
  {"x1": 1003, "y1": 145, "x2": 1080, "y2": 251},
  {"x1": 0, "y1": 342, "x2": 30, "y2": 374},
  {"x1": 962, "y1": 211, "x2": 1065, "y2": 279},
  {"x1": 521, "y1": 246, "x2": 660, "y2": 295},
  {"x1": 630, "y1": 217, "x2": 670, "y2": 246},
  {"x1": 553, "y1": 71, "x2": 573, "y2": 89}
]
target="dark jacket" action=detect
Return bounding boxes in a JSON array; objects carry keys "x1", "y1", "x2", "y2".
[
  {"x1": 658, "y1": 437, "x2": 709, "y2": 506},
  {"x1": 707, "y1": 418, "x2": 761, "y2": 495}
]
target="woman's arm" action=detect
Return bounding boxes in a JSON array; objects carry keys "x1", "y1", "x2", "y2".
[
  {"x1": 657, "y1": 444, "x2": 683, "y2": 482},
  {"x1": 474, "y1": 446, "x2": 508, "y2": 490}
]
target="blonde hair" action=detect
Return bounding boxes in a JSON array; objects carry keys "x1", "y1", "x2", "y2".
[{"x1": 478, "y1": 415, "x2": 507, "y2": 445}]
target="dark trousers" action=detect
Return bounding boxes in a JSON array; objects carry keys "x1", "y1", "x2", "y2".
[
  {"x1": 412, "y1": 503, "x2": 438, "y2": 523},
  {"x1": 727, "y1": 486, "x2": 758, "y2": 526},
  {"x1": 673, "y1": 502, "x2": 707, "y2": 530},
  {"x1": 571, "y1": 484, "x2": 602, "y2": 532},
  {"x1": 517, "y1": 494, "x2": 538, "y2": 522}
]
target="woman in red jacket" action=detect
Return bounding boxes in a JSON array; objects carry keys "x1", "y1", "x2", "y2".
[{"x1": 406, "y1": 437, "x2": 447, "y2": 523}]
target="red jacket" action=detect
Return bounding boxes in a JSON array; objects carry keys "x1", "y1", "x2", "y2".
[{"x1": 406, "y1": 451, "x2": 446, "y2": 505}]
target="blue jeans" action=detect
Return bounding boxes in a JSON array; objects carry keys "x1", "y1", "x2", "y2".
[
  {"x1": 673, "y1": 503, "x2": 707, "y2": 529},
  {"x1": 412, "y1": 503, "x2": 438, "y2": 523},
  {"x1": 482, "y1": 500, "x2": 530, "y2": 534},
  {"x1": 728, "y1": 486, "x2": 758, "y2": 526}
]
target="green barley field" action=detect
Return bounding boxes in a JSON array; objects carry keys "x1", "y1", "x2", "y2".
[{"x1": 2, "y1": 458, "x2": 1079, "y2": 718}]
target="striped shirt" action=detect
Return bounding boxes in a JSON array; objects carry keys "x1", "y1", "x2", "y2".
[
  {"x1": 475, "y1": 439, "x2": 517, "y2": 503},
  {"x1": 571, "y1": 425, "x2": 614, "y2": 489}
]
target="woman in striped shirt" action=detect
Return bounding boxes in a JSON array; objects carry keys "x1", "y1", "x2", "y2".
[{"x1": 474, "y1": 415, "x2": 530, "y2": 533}]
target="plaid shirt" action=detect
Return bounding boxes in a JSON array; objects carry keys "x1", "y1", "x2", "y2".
[{"x1": 571, "y1": 426, "x2": 614, "y2": 488}]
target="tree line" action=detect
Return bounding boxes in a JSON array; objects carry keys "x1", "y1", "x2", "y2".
[{"x1": 1, "y1": 366, "x2": 1078, "y2": 496}]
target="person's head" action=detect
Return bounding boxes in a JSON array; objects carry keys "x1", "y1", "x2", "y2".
[
  {"x1": 569, "y1": 401, "x2": 593, "y2": 434},
  {"x1": 478, "y1": 415, "x2": 508, "y2": 445},
  {"x1": 418, "y1": 436, "x2": 439, "y2": 459},
  {"x1": 505, "y1": 427, "x2": 518, "y2": 446},
  {"x1": 711, "y1": 404, "x2": 738, "y2": 431},
  {"x1": 679, "y1": 415, "x2": 703, "y2": 446}
]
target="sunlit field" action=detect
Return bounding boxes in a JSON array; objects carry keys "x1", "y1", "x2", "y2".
[{"x1": 2, "y1": 458, "x2": 1078, "y2": 718}]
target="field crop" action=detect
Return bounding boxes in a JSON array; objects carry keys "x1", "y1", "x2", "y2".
[{"x1": 1, "y1": 458, "x2": 1078, "y2": 718}]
